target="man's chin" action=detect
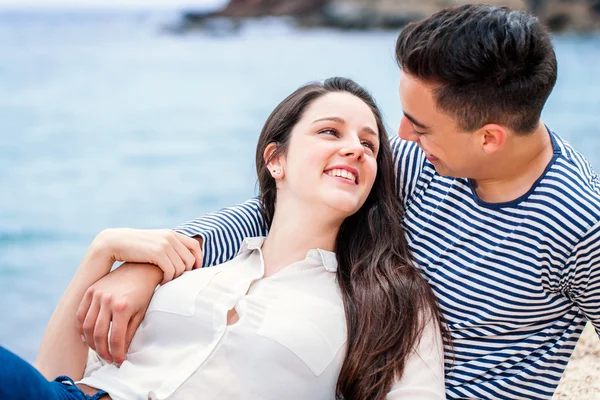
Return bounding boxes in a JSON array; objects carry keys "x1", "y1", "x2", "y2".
[{"x1": 431, "y1": 163, "x2": 460, "y2": 178}]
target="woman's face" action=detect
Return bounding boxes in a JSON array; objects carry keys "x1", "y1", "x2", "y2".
[{"x1": 276, "y1": 92, "x2": 380, "y2": 219}]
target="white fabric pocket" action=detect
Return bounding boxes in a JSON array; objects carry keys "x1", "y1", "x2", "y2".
[
  {"x1": 146, "y1": 267, "x2": 221, "y2": 316},
  {"x1": 257, "y1": 296, "x2": 347, "y2": 377}
]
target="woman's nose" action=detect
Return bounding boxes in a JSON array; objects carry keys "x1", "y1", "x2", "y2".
[{"x1": 340, "y1": 138, "x2": 364, "y2": 159}]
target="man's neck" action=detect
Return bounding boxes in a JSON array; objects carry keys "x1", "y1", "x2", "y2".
[
  {"x1": 260, "y1": 198, "x2": 341, "y2": 277},
  {"x1": 472, "y1": 124, "x2": 554, "y2": 204}
]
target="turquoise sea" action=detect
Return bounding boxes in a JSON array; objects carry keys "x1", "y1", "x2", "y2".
[{"x1": 0, "y1": 9, "x2": 599, "y2": 362}]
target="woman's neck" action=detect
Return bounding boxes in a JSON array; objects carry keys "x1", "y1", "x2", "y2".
[{"x1": 260, "y1": 197, "x2": 342, "y2": 277}]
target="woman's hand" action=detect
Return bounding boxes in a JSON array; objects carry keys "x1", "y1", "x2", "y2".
[
  {"x1": 76, "y1": 262, "x2": 163, "y2": 365},
  {"x1": 75, "y1": 228, "x2": 204, "y2": 365},
  {"x1": 92, "y1": 228, "x2": 203, "y2": 284}
]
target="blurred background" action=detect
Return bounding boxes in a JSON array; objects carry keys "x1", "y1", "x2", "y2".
[{"x1": 0, "y1": 0, "x2": 598, "y2": 395}]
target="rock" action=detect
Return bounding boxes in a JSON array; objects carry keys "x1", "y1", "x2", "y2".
[
  {"x1": 320, "y1": 0, "x2": 440, "y2": 30},
  {"x1": 169, "y1": 0, "x2": 600, "y2": 34},
  {"x1": 217, "y1": 0, "x2": 327, "y2": 17},
  {"x1": 535, "y1": 0, "x2": 600, "y2": 32}
]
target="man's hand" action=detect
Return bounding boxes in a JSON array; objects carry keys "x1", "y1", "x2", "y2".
[
  {"x1": 75, "y1": 262, "x2": 162, "y2": 365},
  {"x1": 92, "y1": 228, "x2": 203, "y2": 284}
]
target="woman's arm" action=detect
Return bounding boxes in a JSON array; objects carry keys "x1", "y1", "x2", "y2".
[
  {"x1": 35, "y1": 239, "x2": 115, "y2": 380},
  {"x1": 386, "y1": 316, "x2": 446, "y2": 399},
  {"x1": 34, "y1": 229, "x2": 201, "y2": 380}
]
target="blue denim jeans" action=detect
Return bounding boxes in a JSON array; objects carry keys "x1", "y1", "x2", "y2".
[{"x1": 0, "y1": 346, "x2": 108, "y2": 400}]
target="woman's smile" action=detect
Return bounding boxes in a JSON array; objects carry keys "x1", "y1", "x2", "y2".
[{"x1": 324, "y1": 165, "x2": 359, "y2": 185}]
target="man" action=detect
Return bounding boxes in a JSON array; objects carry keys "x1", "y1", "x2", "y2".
[
  {"x1": 73, "y1": 4, "x2": 600, "y2": 400},
  {"x1": 176, "y1": 5, "x2": 599, "y2": 398}
]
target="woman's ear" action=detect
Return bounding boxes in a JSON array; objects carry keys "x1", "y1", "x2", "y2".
[{"x1": 264, "y1": 142, "x2": 284, "y2": 179}]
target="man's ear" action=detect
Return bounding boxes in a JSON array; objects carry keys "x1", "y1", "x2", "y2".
[
  {"x1": 480, "y1": 124, "x2": 507, "y2": 155},
  {"x1": 264, "y1": 142, "x2": 284, "y2": 179}
]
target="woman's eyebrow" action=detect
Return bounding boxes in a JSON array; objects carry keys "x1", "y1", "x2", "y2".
[{"x1": 312, "y1": 116, "x2": 345, "y2": 124}]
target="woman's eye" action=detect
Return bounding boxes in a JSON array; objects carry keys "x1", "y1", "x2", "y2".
[
  {"x1": 319, "y1": 128, "x2": 339, "y2": 136},
  {"x1": 361, "y1": 141, "x2": 376, "y2": 151}
]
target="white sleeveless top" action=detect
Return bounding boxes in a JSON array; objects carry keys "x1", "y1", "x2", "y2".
[{"x1": 79, "y1": 237, "x2": 445, "y2": 400}]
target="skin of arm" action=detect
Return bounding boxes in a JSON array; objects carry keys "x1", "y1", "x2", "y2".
[{"x1": 35, "y1": 240, "x2": 116, "y2": 380}]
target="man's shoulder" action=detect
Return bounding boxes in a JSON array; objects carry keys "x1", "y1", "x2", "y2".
[
  {"x1": 545, "y1": 131, "x2": 600, "y2": 234},
  {"x1": 549, "y1": 131, "x2": 600, "y2": 198}
]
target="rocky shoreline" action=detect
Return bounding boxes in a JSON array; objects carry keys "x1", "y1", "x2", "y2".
[
  {"x1": 554, "y1": 323, "x2": 600, "y2": 399},
  {"x1": 170, "y1": 0, "x2": 600, "y2": 34}
]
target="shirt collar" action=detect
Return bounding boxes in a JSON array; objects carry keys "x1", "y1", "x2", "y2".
[
  {"x1": 307, "y1": 248, "x2": 338, "y2": 272},
  {"x1": 239, "y1": 237, "x2": 267, "y2": 253},
  {"x1": 238, "y1": 237, "x2": 338, "y2": 272}
]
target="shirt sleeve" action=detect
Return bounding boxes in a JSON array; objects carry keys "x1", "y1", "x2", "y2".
[
  {"x1": 389, "y1": 135, "x2": 427, "y2": 209},
  {"x1": 386, "y1": 316, "x2": 446, "y2": 400},
  {"x1": 564, "y1": 220, "x2": 600, "y2": 337},
  {"x1": 174, "y1": 197, "x2": 267, "y2": 268}
]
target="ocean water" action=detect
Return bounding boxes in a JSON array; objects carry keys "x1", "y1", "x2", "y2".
[{"x1": 0, "y1": 10, "x2": 599, "y2": 362}]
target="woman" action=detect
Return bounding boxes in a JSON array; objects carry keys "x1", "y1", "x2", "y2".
[{"x1": 0, "y1": 77, "x2": 446, "y2": 400}]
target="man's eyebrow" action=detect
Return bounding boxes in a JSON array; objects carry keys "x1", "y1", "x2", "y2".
[
  {"x1": 403, "y1": 112, "x2": 429, "y2": 130},
  {"x1": 313, "y1": 116, "x2": 379, "y2": 139}
]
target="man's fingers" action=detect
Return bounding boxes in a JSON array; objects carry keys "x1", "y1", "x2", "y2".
[
  {"x1": 94, "y1": 299, "x2": 113, "y2": 364},
  {"x1": 109, "y1": 301, "x2": 133, "y2": 366},
  {"x1": 82, "y1": 296, "x2": 101, "y2": 352}
]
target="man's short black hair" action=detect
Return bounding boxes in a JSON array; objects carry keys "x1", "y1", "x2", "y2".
[{"x1": 396, "y1": 4, "x2": 557, "y2": 134}]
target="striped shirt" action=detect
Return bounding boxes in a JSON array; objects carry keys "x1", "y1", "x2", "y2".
[{"x1": 176, "y1": 130, "x2": 600, "y2": 400}]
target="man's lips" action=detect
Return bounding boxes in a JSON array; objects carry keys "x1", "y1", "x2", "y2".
[
  {"x1": 419, "y1": 147, "x2": 438, "y2": 162},
  {"x1": 425, "y1": 153, "x2": 438, "y2": 162}
]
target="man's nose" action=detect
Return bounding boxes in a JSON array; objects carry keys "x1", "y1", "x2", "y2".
[{"x1": 398, "y1": 116, "x2": 418, "y2": 142}]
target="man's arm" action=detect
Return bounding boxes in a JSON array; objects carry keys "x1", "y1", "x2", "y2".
[
  {"x1": 565, "y1": 220, "x2": 600, "y2": 336},
  {"x1": 175, "y1": 197, "x2": 267, "y2": 267}
]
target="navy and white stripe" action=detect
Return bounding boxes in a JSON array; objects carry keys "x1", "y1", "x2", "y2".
[{"x1": 176, "y1": 129, "x2": 600, "y2": 400}]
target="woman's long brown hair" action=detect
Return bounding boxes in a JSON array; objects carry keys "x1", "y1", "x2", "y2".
[{"x1": 255, "y1": 77, "x2": 447, "y2": 400}]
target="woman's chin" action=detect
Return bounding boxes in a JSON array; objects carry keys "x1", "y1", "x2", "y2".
[{"x1": 323, "y1": 196, "x2": 364, "y2": 218}]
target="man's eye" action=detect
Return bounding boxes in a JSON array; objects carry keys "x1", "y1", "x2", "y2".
[{"x1": 412, "y1": 125, "x2": 425, "y2": 135}]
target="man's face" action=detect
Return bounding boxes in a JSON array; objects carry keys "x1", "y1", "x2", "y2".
[{"x1": 398, "y1": 71, "x2": 484, "y2": 178}]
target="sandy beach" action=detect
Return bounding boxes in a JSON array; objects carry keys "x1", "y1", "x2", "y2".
[{"x1": 553, "y1": 323, "x2": 600, "y2": 399}]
